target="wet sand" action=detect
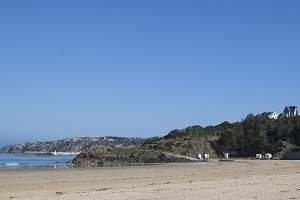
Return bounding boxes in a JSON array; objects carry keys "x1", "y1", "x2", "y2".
[{"x1": 0, "y1": 160, "x2": 300, "y2": 200}]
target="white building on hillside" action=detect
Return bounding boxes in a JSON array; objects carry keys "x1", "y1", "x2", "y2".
[
  {"x1": 51, "y1": 151, "x2": 80, "y2": 156},
  {"x1": 283, "y1": 106, "x2": 298, "y2": 117},
  {"x1": 268, "y1": 112, "x2": 278, "y2": 119},
  {"x1": 260, "y1": 112, "x2": 278, "y2": 119}
]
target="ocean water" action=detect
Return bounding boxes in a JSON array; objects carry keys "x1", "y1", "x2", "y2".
[{"x1": 0, "y1": 153, "x2": 76, "y2": 168}]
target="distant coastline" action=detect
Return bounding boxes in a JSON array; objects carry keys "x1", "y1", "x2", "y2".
[{"x1": 0, "y1": 153, "x2": 75, "y2": 168}]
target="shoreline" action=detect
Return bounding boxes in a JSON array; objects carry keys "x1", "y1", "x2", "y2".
[
  {"x1": 0, "y1": 157, "x2": 296, "y2": 170},
  {"x1": 0, "y1": 160, "x2": 299, "y2": 199}
]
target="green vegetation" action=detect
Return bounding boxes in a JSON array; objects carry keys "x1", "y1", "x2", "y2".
[
  {"x1": 218, "y1": 116, "x2": 300, "y2": 156},
  {"x1": 142, "y1": 116, "x2": 300, "y2": 158}
]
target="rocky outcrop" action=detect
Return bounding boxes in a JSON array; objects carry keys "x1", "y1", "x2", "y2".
[
  {"x1": 141, "y1": 126, "x2": 220, "y2": 158},
  {"x1": 0, "y1": 137, "x2": 144, "y2": 153},
  {"x1": 72, "y1": 146, "x2": 198, "y2": 167},
  {"x1": 273, "y1": 141, "x2": 299, "y2": 159}
]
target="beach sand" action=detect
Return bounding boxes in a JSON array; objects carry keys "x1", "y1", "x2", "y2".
[{"x1": 0, "y1": 160, "x2": 299, "y2": 200}]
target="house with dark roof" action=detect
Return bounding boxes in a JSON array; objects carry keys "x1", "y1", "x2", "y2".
[
  {"x1": 259, "y1": 112, "x2": 278, "y2": 119},
  {"x1": 283, "y1": 106, "x2": 298, "y2": 117}
]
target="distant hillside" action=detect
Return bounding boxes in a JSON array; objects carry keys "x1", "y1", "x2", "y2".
[
  {"x1": 0, "y1": 137, "x2": 144, "y2": 153},
  {"x1": 142, "y1": 116, "x2": 300, "y2": 159}
]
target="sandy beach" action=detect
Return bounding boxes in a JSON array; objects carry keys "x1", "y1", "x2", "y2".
[{"x1": 0, "y1": 160, "x2": 299, "y2": 200}]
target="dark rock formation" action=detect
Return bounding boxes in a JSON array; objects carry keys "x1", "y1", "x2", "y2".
[
  {"x1": 273, "y1": 141, "x2": 299, "y2": 159},
  {"x1": 72, "y1": 146, "x2": 197, "y2": 167}
]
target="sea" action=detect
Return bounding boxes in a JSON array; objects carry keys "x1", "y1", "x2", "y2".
[{"x1": 0, "y1": 153, "x2": 76, "y2": 169}]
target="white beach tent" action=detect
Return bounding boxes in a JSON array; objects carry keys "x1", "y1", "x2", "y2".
[
  {"x1": 204, "y1": 154, "x2": 209, "y2": 160},
  {"x1": 256, "y1": 154, "x2": 262, "y2": 159},
  {"x1": 224, "y1": 153, "x2": 229, "y2": 159},
  {"x1": 198, "y1": 154, "x2": 202, "y2": 160},
  {"x1": 265, "y1": 153, "x2": 272, "y2": 159}
]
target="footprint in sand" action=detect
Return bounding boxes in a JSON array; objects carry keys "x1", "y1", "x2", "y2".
[
  {"x1": 55, "y1": 192, "x2": 64, "y2": 195},
  {"x1": 96, "y1": 188, "x2": 111, "y2": 191}
]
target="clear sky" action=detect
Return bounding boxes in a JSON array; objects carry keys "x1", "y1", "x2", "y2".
[{"x1": 0, "y1": 0, "x2": 300, "y2": 146}]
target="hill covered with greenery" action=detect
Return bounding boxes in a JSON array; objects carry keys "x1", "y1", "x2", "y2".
[
  {"x1": 71, "y1": 116, "x2": 300, "y2": 166},
  {"x1": 142, "y1": 116, "x2": 300, "y2": 158}
]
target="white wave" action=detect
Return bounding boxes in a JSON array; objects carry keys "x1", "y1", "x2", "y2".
[{"x1": 6, "y1": 163, "x2": 19, "y2": 166}]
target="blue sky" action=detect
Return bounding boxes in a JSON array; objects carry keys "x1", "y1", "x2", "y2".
[{"x1": 0, "y1": 1, "x2": 300, "y2": 146}]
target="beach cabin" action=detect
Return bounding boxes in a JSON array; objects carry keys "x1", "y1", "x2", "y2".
[
  {"x1": 204, "y1": 154, "x2": 209, "y2": 160},
  {"x1": 265, "y1": 153, "x2": 272, "y2": 160},
  {"x1": 224, "y1": 153, "x2": 229, "y2": 159},
  {"x1": 197, "y1": 154, "x2": 202, "y2": 160},
  {"x1": 256, "y1": 154, "x2": 262, "y2": 159}
]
